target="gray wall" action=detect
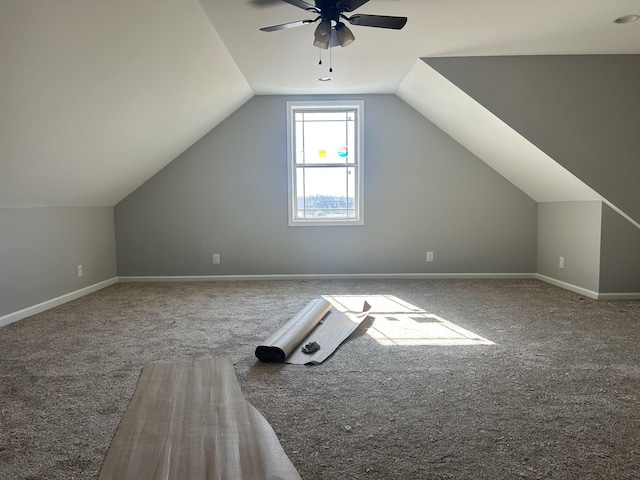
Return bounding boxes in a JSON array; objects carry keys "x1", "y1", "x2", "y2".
[
  {"x1": 0, "y1": 207, "x2": 117, "y2": 318},
  {"x1": 600, "y1": 204, "x2": 640, "y2": 293},
  {"x1": 537, "y1": 202, "x2": 602, "y2": 292},
  {"x1": 115, "y1": 95, "x2": 537, "y2": 276},
  {"x1": 426, "y1": 55, "x2": 640, "y2": 226}
]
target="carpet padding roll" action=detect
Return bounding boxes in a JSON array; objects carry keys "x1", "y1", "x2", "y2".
[{"x1": 256, "y1": 298, "x2": 371, "y2": 365}]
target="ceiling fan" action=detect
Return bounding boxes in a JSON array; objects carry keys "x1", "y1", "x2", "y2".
[{"x1": 260, "y1": 0, "x2": 408, "y2": 49}]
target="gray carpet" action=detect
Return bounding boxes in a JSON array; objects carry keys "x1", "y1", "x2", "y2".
[{"x1": 1, "y1": 279, "x2": 639, "y2": 479}]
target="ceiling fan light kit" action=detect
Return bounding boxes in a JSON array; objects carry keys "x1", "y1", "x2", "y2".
[
  {"x1": 313, "y1": 19, "x2": 332, "y2": 48},
  {"x1": 260, "y1": 0, "x2": 407, "y2": 49},
  {"x1": 335, "y1": 22, "x2": 355, "y2": 47}
]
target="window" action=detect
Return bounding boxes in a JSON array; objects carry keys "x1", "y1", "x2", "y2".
[{"x1": 287, "y1": 100, "x2": 364, "y2": 226}]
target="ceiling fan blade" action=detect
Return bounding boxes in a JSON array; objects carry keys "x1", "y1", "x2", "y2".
[
  {"x1": 249, "y1": 0, "x2": 283, "y2": 7},
  {"x1": 336, "y1": 0, "x2": 370, "y2": 12},
  {"x1": 281, "y1": 0, "x2": 320, "y2": 13},
  {"x1": 260, "y1": 18, "x2": 318, "y2": 32},
  {"x1": 347, "y1": 14, "x2": 407, "y2": 29}
]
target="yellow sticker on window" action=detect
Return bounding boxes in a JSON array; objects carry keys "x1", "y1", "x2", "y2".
[{"x1": 319, "y1": 150, "x2": 327, "y2": 158}]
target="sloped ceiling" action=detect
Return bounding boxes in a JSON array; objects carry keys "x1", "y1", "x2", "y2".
[
  {"x1": 0, "y1": 0, "x2": 252, "y2": 207},
  {"x1": 1, "y1": 0, "x2": 640, "y2": 208},
  {"x1": 396, "y1": 59, "x2": 604, "y2": 204},
  {"x1": 422, "y1": 55, "x2": 640, "y2": 226}
]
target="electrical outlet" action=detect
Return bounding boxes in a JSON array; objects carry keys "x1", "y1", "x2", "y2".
[
  {"x1": 77, "y1": 265, "x2": 83, "y2": 277},
  {"x1": 426, "y1": 251, "x2": 434, "y2": 262},
  {"x1": 212, "y1": 254, "x2": 220, "y2": 265},
  {"x1": 559, "y1": 256, "x2": 564, "y2": 269}
]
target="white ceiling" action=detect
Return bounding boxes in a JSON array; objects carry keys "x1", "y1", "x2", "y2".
[
  {"x1": 200, "y1": 0, "x2": 640, "y2": 94},
  {"x1": 1, "y1": 0, "x2": 639, "y2": 207}
]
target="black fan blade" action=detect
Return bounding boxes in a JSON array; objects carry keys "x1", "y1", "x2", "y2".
[
  {"x1": 281, "y1": 0, "x2": 320, "y2": 13},
  {"x1": 336, "y1": 0, "x2": 370, "y2": 13},
  {"x1": 347, "y1": 14, "x2": 407, "y2": 29},
  {"x1": 260, "y1": 18, "x2": 317, "y2": 32},
  {"x1": 249, "y1": 0, "x2": 283, "y2": 7}
]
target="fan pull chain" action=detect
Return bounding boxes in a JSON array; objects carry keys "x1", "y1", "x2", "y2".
[{"x1": 317, "y1": 47, "x2": 333, "y2": 73}]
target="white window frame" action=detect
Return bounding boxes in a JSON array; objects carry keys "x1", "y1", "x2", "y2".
[{"x1": 286, "y1": 100, "x2": 364, "y2": 227}]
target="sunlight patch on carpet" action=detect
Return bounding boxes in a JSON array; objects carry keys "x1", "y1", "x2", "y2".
[{"x1": 322, "y1": 295, "x2": 494, "y2": 346}]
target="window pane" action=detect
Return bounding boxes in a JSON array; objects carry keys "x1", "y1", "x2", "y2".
[
  {"x1": 303, "y1": 121, "x2": 348, "y2": 165},
  {"x1": 295, "y1": 166, "x2": 356, "y2": 219},
  {"x1": 294, "y1": 111, "x2": 356, "y2": 165}
]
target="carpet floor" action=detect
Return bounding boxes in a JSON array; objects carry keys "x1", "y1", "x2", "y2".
[{"x1": 0, "y1": 279, "x2": 639, "y2": 479}]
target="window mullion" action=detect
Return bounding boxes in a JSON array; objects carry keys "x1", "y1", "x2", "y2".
[
  {"x1": 344, "y1": 111, "x2": 349, "y2": 217},
  {"x1": 300, "y1": 113, "x2": 306, "y2": 219}
]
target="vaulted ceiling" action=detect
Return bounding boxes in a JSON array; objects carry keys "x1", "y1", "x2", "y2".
[{"x1": 2, "y1": 0, "x2": 639, "y2": 221}]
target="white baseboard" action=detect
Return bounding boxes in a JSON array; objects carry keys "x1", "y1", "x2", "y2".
[
  {"x1": 535, "y1": 274, "x2": 640, "y2": 300},
  {"x1": 535, "y1": 274, "x2": 599, "y2": 299},
  {"x1": 118, "y1": 272, "x2": 538, "y2": 282},
  {"x1": 596, "y1": 292, "x2": 640, "y2": 300},
  {"x1": 0, "y1": 277, "x2": 118, "y2": 328}
]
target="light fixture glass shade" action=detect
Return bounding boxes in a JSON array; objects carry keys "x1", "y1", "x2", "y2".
[
  {"x1": 313, "y1": 20, "x2": 332, "y2": 49},
  {"x1": 335, "y1": 22, "x2": 355, "y2": 47},
  {"x1": 329, "y1": 29, "x2": 340, "y2": 48}
]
